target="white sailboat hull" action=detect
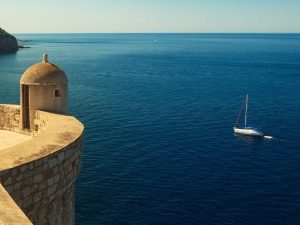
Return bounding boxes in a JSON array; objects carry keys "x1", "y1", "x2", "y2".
[{"x1": 233, "y1": 127, "x2": 264, "y2": 137}]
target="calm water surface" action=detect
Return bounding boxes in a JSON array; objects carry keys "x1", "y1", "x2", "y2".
[{"x1": 0, "y1": 34, "x2": 300, "y2": 225}]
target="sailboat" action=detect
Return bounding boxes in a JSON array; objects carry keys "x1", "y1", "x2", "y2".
[{"x1": 233, "y1": 94, "x2": 264, "y2": 137}]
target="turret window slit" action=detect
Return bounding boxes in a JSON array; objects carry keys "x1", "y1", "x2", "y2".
[{"x1": 55, "y1": 90, "x2": 60, "y2": 97}]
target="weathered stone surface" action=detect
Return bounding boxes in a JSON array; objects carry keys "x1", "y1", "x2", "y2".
[
  {"x1": 22, "y1": 187, "x2": 31, "y2": 197},
  {"x1": 0, "y1": 184, "x2": 33, "y2": 225},
  {"x1": 48, "y1": 158, "x2": 58, "y2": 168},
  {"x1": 33, "y1": 174, "x2": 43, "y2": 183},
  {"x1": 0, "y1": 105, "x2": 84, "y2": 225}
]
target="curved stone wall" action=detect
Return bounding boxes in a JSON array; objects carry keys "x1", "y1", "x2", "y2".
[
  {"x1": 0, "y1": 104, "x2": 84, "y2": 225},
  {"x1": 0, "y1": 184, "x2": 32, "y2": 225}
]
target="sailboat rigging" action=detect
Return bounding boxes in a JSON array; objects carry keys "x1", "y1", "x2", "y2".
[{"x1": 233, "y1": 94, "x2": 264, "y2": 137}]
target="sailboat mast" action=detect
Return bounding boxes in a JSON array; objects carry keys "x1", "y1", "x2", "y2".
[{"x1": 245, "y1": 94, "x2": 248, "y2": 128}]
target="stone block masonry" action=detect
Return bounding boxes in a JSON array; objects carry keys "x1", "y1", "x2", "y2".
[
  {"x1": 0, "y1": 104, "x2": 22, "y2": 133},
  {"x1": 0, "y1": 184, "x2": 32, "y2": 225},
  {"x1": 0, "y1": 104, "x2": 48, "y2": 136},
  {"x1": 0, "y1": 104, "x2": 84, "y2": 225}
]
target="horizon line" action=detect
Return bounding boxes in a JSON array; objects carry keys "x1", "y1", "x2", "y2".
[{"x1": 13, "y1": 32, "x2": 300, "y2": 35}]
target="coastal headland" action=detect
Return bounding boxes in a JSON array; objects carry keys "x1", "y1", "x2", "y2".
[{"x1": 0, "y1": 28, "x2": 18, "y2": 53}]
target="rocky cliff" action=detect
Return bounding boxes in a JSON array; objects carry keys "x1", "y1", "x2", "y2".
[{"x1": 0, "y1": 28, "x2": 18, "y2": 53}]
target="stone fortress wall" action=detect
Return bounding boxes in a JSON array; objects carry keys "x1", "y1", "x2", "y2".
[
  {"x1": 0, "y1": 184, "x2": 32, "y2": 225},
  {"x1": 0, "y1": 104, "x2": 48, "y2": 136},
  {"x1": 0, "y1": 104, "x2": 84, "y2": 225},
  {"x1": 0, "y1": 104, "x2": 23, "y2": 133},
  {"x1": 0, "y1": 54, "x2": 84, "y2": 225}
]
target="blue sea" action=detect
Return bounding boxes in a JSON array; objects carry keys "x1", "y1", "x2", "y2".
[{"x1": 1, "y1": 33, "x2": 300, "y2": 225}]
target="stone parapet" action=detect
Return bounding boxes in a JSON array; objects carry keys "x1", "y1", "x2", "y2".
[
  {"x1": 0, "y1": 104, "x2": 49, "y2": 136},
  {"x1": 0, "y1": 104, "x2": 84, "y2": 225},
  {"x1": 0, "y1": 104, "x2": 22, "y2": 133}
]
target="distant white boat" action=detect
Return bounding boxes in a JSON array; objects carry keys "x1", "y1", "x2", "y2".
[{"x1": 233, "y1": 94, "x2": 264, "y2": 137}]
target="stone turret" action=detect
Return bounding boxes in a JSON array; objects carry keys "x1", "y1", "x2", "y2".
[
  {"x1": 20, "y1": 54, "x2": 68, "y2": 130},
  {"x1": 0, "y1": 54, "x2": 84, "y2": 225}
]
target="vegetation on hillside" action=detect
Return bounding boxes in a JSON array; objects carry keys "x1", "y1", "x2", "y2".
[
  {"x1": 0, "y1": 28, "x2": 12, "y2": 37},
  {"x1": 0, "y1": 28, "x2": 19, "y2": 53}
]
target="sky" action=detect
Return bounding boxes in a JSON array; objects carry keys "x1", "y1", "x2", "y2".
[{"x1": 1, "y1": 0, "x2": 300, "y2": 33}]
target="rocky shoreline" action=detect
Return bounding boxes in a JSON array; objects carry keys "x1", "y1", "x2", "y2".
[
  {"x1": 0, "y1": 28, "x2": 18, "y2": 53},
  {"x1": 0, "y1": 28, "x2": 30, "y2": 54}
]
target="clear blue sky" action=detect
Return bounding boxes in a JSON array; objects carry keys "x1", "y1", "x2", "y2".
[{"x1": 1, "y1": 0, "x2": 300, "y2": 33}]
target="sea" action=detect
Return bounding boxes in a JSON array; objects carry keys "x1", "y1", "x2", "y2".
[{"x1": 0, "y1": 33, "x2": 300, "y2": 225}]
